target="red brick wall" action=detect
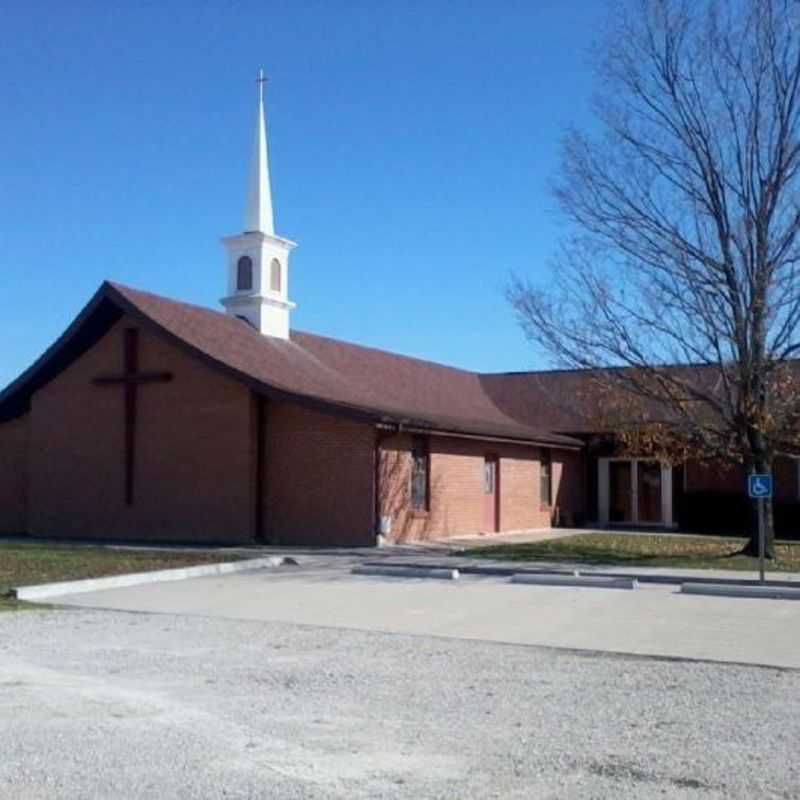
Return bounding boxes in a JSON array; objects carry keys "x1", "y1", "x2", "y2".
[
  {"x1": 29, "y1": 316, "x2": 255, "y2": 543},
  {"x1": 0, "y1": 415, "x2": 29, "y2": 533},
  {"x1": 16, "y1": 308, "x2": 588, "y2": 546},
  {"x1": 497, "y1": 448, "x2": 538, "y2": 531},
  {"x1": 264, "y1": 401, "x2": 375, "y2": 545},
  {"x1": 379, "y1": 433, "x2": 583, "y2": 542}
]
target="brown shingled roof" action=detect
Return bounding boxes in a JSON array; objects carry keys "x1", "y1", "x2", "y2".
[
  {"x1": 480, "y1": 370, "x2": 605, "y2": 434},
  {"x1": 0, "y1": 281, "x2": 582, "y2": 449},
  {"x1": 480, "y1": 363, "x2": 730, "y2": 434}
]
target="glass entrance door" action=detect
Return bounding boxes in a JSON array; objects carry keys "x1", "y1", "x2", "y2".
[
  {"x1": 637, "y1": 461, "x2": 663, "y2": 523},
  {"x1": 609, "y1": 461, "x2": 633, "y2": 522},
  {"x1": 607, "y1": 459, "x2": 663, "y2": 525}
]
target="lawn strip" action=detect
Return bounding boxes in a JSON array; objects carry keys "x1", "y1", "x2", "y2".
[
  {"x1": 0, "y1": 541, "x2": 247, "y2": 611},
  {"x1": 461, "y1": 533, "x2": 800, "y2": 573}
]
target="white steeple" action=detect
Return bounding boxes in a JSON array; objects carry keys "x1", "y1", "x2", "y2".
[
  {"x1": 245, "y1": 69, "x2": 274, "y2": 235},
  {"x1": 221, "y1": 70, "x2": 297, "y2": 339}
]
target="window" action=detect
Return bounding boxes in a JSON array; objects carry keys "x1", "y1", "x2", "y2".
[
  {"x1": 236, "y1": 256, "x2": 253, "y2": 291},
  {"x1": 410, "y1": 435, "x2": 429, "y2": 511},
  {"x1": 540, "y1": 449, "x2": 552, "y2": 506},
  {"x1": 484, "y1": 459, "x2": 496, "y2": 494},
  {"x1": 270, "y1": 258, "x2": 281, "y2": 292}
]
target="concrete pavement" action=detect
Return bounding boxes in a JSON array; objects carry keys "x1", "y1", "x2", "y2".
[{"x1": 56, "y1": 556, "x2": 800, "y2": 669}]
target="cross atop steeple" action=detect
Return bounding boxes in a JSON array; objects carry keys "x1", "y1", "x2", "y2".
[
  {"x1": 256, "y1": 68, "x2": 268, "y2": 97},
  {"x1": 245, "y1": 68, "x2": 274, "y2": 235}
]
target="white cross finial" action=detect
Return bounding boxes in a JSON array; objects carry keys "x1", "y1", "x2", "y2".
[{"x1": 256, "y1": 68, "x2": 267, "y2": 102}]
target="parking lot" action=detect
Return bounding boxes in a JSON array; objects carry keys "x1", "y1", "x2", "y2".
[{"x1": 2, "y1": 557, "x2": 799, "y2": 798}]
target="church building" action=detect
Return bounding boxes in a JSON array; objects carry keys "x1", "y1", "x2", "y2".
[{"x1": 1, "y1": 76, "x2": 797, "y2": 545}]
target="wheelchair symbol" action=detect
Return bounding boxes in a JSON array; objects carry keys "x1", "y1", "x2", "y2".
[{"x1": 748, "y1": 474, "x2": 772, "y2": 499}]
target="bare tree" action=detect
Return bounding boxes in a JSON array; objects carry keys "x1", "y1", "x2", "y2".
[{"x1": 510, "y1": 0, "x2": 800, "y2": 556}]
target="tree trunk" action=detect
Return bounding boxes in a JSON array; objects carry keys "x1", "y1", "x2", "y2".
[
  {"x1": 741, "y1": 497, "x2": 776, "y2": 558},
  {"x1": 764, "y1": 496, "x2": 776, "y2": 560}
]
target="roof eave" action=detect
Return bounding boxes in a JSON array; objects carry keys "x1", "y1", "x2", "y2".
[
  {"x1": 376, "y1": 421, "x2": 583, "y2": 450},
  {"x1": 0, "y1": 281, "x2": 585, "y2": 450},
  {"x1": 0, "y1": 282, "x2": 123, "y2": 422}
]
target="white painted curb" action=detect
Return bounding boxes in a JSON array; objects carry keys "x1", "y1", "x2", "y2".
[
  {"x1": 351, "y1": 565, "x2": 460, "y2": 580},
  {"x1": 511, "y1": 574, "x2": 638, "y2": 590},
  {"x1": 15, "y1": 556, "x2": 291, "y2": 601},
  {"x1": 680, "y1": 582, "x2": 800, "y2": 600}
]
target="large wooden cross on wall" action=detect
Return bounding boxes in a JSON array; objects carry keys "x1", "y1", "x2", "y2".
[{"x1": 93, "y1": 328, "x2": 173, "y2": 505}]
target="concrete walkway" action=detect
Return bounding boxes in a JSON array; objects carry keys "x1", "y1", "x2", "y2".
[
  {"x1": 413, "y1": 527, "x2": 584, "y2": 551},
  {"x1": 404, "y1": 526, "x2": 754, "y2": 552},
  {"x1": 55, "y1": 555, "x2": 800, "y2": 669}
]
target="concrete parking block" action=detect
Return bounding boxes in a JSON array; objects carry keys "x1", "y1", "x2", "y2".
[
  {"x1": 511, "y1": 573, "x2": 638, "y2": 589},
  {"x1": 681, "y1": 582, "x2": 800, "y2": 601},
  {"x1": 351, "y1": 565, "x2": 459, "y2": 580}
]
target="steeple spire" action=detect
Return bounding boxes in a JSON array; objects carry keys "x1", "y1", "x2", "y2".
[
  {"x1": 245, "y1": 69, "x2": 274, "y2": 234},
  {"x1": 221, "y1": 70, "x2": 297, "y2": 339}
]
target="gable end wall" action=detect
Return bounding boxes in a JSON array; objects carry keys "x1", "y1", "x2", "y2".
[
  {"x1": 0, "y1": 415, "x2": 30, "y2": 533},
  {"x1": 29, "y1": 316, "x2": 255, "y2": 543}
]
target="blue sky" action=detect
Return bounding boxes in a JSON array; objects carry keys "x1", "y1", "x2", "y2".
[{"x1": 0, "y1": 0, "x2": 606, "y2": 388}]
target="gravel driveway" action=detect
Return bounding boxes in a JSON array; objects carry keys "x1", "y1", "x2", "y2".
[{"x1": 0, "y1": 609, "x2": 797, "y2": 799}]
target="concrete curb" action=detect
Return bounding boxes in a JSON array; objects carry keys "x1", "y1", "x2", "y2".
[
  {"x1": 14, "y1": 557, "x2": 293, "y2": 601},
  {"x1": 351, "y1": 565, "x2": 460, "y2": 580},
  {"x1": 680, "y1": 582, "x2": 800, "y2": 601},
  {"x1": 362, "y1": 560, "x2": 800, "y2": 587},
  {"x1": 361, "y1": 560, "x2": 578, "y2": 578},
  {"x1": 511, "y1": 574, "x2": 638, "y2": 590}
]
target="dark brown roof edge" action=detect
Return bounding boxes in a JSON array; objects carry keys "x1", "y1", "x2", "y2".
[
  {"x1": 112, "y1": 284, "x2": 580, "y2": 447},
  {"x1": 0, "y1": 282, "x2": 391, "y2": 428},
  {"x1": 0, "y1": 284, "x2": 123, "y2": 422},
  {"x1": 481, "y1": 361, "x2": 729, "y2": 379},
  {"x1": 0, "y1": 281, "x2": 583, "y2": 449},
  {"x1": 376, "y1": 422, "x2": 582, "y2": 450}
]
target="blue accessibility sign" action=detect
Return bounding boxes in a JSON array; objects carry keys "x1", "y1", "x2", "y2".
[{"x1": 748, "y1": 474, "x2": 773, "y2": 499}]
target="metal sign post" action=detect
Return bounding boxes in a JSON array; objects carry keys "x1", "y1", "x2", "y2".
[
  {"x1": 758, "y1": 496, "x2": 765, "y2": 584},
  {"x1": 748, "y1": 474, "x2": 772, "y2": 585}
]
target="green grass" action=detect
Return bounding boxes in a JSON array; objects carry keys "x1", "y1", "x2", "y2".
[
  {"x1": 0, "y1": 540, "x2": 246, "y2": 612},
  {"x1": 462, "y1": 533, "x2": 800, "y2": 573}
]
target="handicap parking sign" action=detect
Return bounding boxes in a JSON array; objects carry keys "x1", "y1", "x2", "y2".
[{"x1": 748, "y1": 474, "x2": 773, "y2": 499}]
